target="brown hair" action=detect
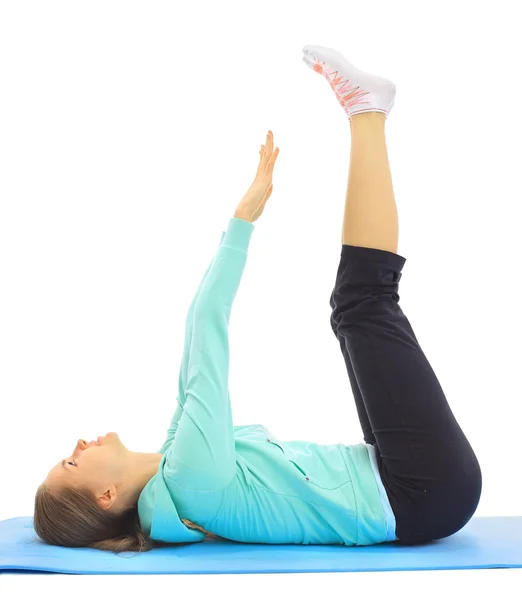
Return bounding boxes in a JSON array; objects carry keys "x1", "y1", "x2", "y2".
[{"x1": 33, "y1": 482, "x2": 216, "y2": 554}]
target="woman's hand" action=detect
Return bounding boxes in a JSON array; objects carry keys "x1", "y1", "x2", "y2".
[{"x1": 234, "y1": 130, "x2": 280, "y2": 223}]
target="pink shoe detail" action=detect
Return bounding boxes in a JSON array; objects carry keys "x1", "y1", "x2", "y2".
[{"x1": 314, "y1": 59, "x2": 371, "y2": 113}]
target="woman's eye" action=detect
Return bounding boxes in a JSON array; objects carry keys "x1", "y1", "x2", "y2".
[{"x1": 67, "y1": 459, "x2": 77, "y2": 467}]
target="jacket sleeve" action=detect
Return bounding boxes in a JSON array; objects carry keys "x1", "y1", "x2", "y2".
[
  {"x1": 157, "y1": 230, "x2": 227, "y2": 455},
  {"x1": 163, "y1": 217, "x2": 255, "y2": 490}
]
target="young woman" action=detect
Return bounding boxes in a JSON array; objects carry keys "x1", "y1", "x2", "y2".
[{"x1": 34, "y1": 45, "x2": 482, "y2": 553}]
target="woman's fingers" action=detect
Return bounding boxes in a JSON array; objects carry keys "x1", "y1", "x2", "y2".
[
  {"x1": 256, "y1": 131, "x2": 277, "y2": 176},
  {"x1": 266, "y1": 130, "x2": 274, "y2": 155},
  {"x1": 267, "y1": 146, "x2": 279, "y2": 173},
  {"x1": 256, "y1": 145, "x2": 265, "y2": 175}
]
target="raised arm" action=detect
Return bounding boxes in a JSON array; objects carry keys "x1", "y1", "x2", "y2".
[
  {"x1": 162, "y1": 131, "x2": 279, "y2": 490},
  {"x1": 163, "y1": 217, "x2": 255, "y2": 490},
  {"x1": 157, "y1": 230, "x2": 226, "y2": 455}
]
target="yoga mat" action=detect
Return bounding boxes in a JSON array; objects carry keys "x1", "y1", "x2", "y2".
[{"x1": 0, "y1": 516, "x2": 521, "y2": 575}]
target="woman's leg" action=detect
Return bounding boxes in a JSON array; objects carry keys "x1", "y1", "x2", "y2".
[
  {"x1": 330, "y1": 112, "x2": 397, "y2": 447},
  {"x1": 343, "y1": 112, "x2": 398, "y2": 252},
  {"x1": 304, "y1": 45, "x2": 482, "y2": 544}
]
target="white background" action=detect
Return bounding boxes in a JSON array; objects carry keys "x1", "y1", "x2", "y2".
[{"x1": 1, "y1": 0, "x2": 520, "y2": 594}]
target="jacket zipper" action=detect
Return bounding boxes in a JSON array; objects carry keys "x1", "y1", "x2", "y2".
[{"x1": 267, "y1": 439, "x2": 308, "y2": 477}]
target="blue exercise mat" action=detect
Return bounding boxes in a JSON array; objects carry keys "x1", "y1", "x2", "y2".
[{"x1": 0, "y1": 516, "x2": 521, "y2": 575}]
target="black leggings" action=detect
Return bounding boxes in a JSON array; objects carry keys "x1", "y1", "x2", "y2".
[{"x1": 329, "y1": 244, "x2": 482, "y2": 545}]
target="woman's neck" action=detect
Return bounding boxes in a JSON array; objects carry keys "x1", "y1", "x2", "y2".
[{"x1": 120, "y1": 452, "x2": 163, "y2": 507}]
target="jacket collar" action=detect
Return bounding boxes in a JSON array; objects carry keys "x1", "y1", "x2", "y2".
[{"x1": 137, "y1": 454, "x2": 206, "y2": 544}]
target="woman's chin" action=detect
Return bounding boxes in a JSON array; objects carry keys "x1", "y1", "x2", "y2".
[{"x1": 96, "y1": 432, "x2": 119, "y2": 445}]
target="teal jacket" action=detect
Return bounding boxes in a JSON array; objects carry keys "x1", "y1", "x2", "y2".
[{"x1": 138, "y1": 217, "x2": 397, "y2": 546}]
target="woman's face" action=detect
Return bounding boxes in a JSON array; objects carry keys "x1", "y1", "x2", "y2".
[{"x1": 45, "y1": 432, "x2": 129, "y2": 494}]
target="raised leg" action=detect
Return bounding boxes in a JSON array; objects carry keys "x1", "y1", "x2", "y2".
[
  {"x1": 305, "y1": 45, "x2": 482, "y2": 544},
  {"x1": 332, "y1": 111, "x2": 399, "y2": 447},
  {"x1": 343, "y1": 112, "x2": 398, "y2": 253}
]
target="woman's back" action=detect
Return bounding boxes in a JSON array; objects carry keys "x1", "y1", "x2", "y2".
[{"x1": 138, "y1": 423, "x2": 394, "y2": 546}]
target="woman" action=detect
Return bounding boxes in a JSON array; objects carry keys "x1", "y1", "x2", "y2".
[{"x1": 34, "y1": 45, "x2": 482, "y2": 553}]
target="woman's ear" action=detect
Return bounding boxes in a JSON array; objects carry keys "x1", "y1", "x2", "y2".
[{"x1": 97, "y1": 486, "x2": 118, "y2": 511}]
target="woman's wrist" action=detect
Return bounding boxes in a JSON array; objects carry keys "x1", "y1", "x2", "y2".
[{"x1": 233, "y1": 210, "x2": 253, "y2": 223}]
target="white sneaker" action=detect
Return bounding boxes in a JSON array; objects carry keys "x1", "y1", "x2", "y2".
[{"x1": 302, "y1": 45, "x2": 396, "y2": 120}]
